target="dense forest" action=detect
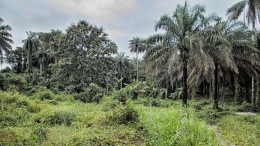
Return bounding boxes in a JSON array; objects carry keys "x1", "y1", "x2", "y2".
[{"x1": 0, "y1": 0, "x2": 260, "y2": 145}]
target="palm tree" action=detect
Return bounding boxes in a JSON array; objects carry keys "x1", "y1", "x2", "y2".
[
  {"x1": 227, "y1": 0, "x2": 260, "y2": 105},
  {"x1": 113, "y1": 52, "x2": 131, "y2": 89},
  {"x1": 22, "y1": 31, "x2": 39, "y2": 73},
  {"x1": 129, "y1": 37, "x2": 145, "y2": 81},
  {"x1": 0, "y1": 17, "x2": 13, "y2": 57},
  {"x1": 105, "y1": 41, "x2": 118, "y2": 56},
  {"x1": 48, "y1": 29, "x2": 63, "y2": 64},
  {"x1": 145, "y1": 2, "x2": 207, "y2": 107},
  {"x1": 229, "y1": 26, "x2": 260, "y2": 104},
  {"x1": 201, "y1": 20, "x2": 240, "y2": 109}
]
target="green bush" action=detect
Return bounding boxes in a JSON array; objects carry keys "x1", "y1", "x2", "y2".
[
  {"x1": 113, "y1": 85, "x2": 134, "y2": 104},
  {"x1": 106, "y1": 101, "x2": 139, "y2": 125},
  {"x1": 31, "y1": 125, "x2": 48, "y2": 143},
  {"x1": 74, "y1": 92, "x2": 92, "y2": 103},
  {"x1": 0, "y1": 73, "x2": 28, "y2": 92},
  {"x1": 24, "y1": 86, "x2": 39, "y2": 96},
  {"x1": 39, "y1": 91, "x2": 54, "y2": 100},
  {"x1": 237, "y1": 101, "x2": 254, "y2": 112},
  {"x1": 35, "y1": 110, "x2": 76, "y2": 126},
  {"x1": 74, "y1": 83, "x2": 103, "y2": 103},
  {"x1": 0, "y1": 108, "x2": 31, "y2": 127},
  {"x1": 27, "y1": 104, "x2": 42, "y2": 113}
]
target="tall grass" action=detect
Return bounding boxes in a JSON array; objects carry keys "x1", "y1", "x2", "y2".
[{"x1": 137, "y1": 106, "x2": 218, "y2": 146}]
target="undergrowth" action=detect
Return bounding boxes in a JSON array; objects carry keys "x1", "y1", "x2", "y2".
[{"x1": 0, "y1": 91, "x2": 220, "y2": 145}]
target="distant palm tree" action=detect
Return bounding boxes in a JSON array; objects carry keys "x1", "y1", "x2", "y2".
[
  {"x1": 22, "y1": 31, "x2": 39, "y2": 73},
  {"x1": 129, "y1": 37, "x2": 145, "y2": 81},
  {"x1": 0, "y1": 17, "x2": 13, "y2": 57},
  {"x1": 105, "y1": 41, "x2": 118, "y2": 56},
  {"x1": 113, "y1": 52, "x2": 130, "y2": 88}
]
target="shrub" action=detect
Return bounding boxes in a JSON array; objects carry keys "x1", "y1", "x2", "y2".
[
  {"x1": 92, "y1": 93, "x2": 103, "y2": 103},
  {"x1": 106, "y1": 101, "x2": 139, "y2": 125},
  {"x1": 35, "y1": 110, "x2": 76, "y2": 126},
  {"x1": 74, "y1": 92, "x2": 92, "y2": 103},
  {"x1": 31, "y1": 125, "x2": 48, "y2": 143},
  {"x1": 16, "y1": 100, "x2": 30, "y2": 107},
  {"x1": 27, "y1": 104, "x2": 42, "y2": 113},
  {"x1": 0, "y1": 73, "x2": 28, "y2": 92},
  {"x1": 0, "y1": 108, "x2": 31, "y2": 127},
  {"x1": 237, "y1": 101, "x2": 254, "y2": 112},
  {"x1": 24, "y1": 86, "x2": 39, "y2": 96},
  {"x1": 113, "y1": 86, "x2": 134, "y2": 104},
  {"x1": 74, "y1": 83, "x2": 103, "y2": 103},
  {"x1": 38, "y1": 91, "x2": 54, "y2": 100}
]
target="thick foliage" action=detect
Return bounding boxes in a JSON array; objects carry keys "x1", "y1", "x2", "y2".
[{"x1": 74, "y1": 83, "x2": 103, "y2": 103}]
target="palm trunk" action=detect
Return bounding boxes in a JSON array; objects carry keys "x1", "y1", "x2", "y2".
[
  {"x1": 40, "y1": 61, "x2": 43, "y2": 75},
  {"x1": 28, "y1": 42, "x2": 33, "y2": 73},
  {"x1": 213, "y1": 62, "x2": 219, "y2": 110},
  {"x1": 251, "y1": 27, "x2": 257, "y2": 106},
  {"x1": 120, "y1": 62, "x2": 123, "y2": 89},
  {"x1": 234, "y1": 76, "x2": 241, "y2": 103},
  {"x1": 231, "y1": 72, "x2": 235, "y2": 98},
  {"x1": 256, "y1": 78, "x2": 260, "y2": 106},
  {"x1": 252, "y1": 77, "x2": 255, "y2": 106},
  {"x1": 43, "y1": 61, "x2": 47, "y2": 79},
  {"x1": 55, "y1": 56, "x2": 58, "y2": 64},
  {"x1": 182, "y1": 61, "x2": 188, "y2": 108},
  {"x1": 136, "y1": 49, "x2": 139, "y2": 81},
  {"x1": 120, "y1": 72, "x2": 123, "y2": 89}
]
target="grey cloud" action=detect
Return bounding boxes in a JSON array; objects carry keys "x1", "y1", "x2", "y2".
[{"x1": 0, "y1": 0, "x2": 242, "y2": 58}]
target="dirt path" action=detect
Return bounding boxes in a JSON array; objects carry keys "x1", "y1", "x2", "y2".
[
  {"x1": 210, "y1": 126, "x2": 233, "y2": 146},
  {"x1": 235, "y1": 112, "x2": 257, "y2": 116}
]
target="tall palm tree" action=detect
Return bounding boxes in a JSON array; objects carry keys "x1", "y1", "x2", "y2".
[
  {"x1": 227, "y1": 0, "x2": 260, "y2": 105},
  {"x1": 129, "y1": 37, "x2": 145, "y2": 81},
  {"x1": 229, "y1": 26, "x2": 260, "y2": 104},
  {"x1": 201, "y1": 20, "x2": 240, "y2": 109},
  {"x1": 145, "y1": 2, "x2": 207, "y2": 107},
  {"x1": 113, "y1": 52, "x2": 130, "y2": 89},
  {"x1": 0, "y1": 17, "x2": 13, "y2": 57},
  {"x1": 22, "y1": 31, "x2": 39, "y2": 73}
]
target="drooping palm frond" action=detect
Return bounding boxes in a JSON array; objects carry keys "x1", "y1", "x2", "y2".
[
  {"x1": 145, "y1": 2, "x2": 207, "y2": 89},
  {"x1": 0, "y1": 17, "x2": 13, "y2": 55},
  {"x1": 227, "y1": 0, "x2": 260, "y2": 29},
  {"x1": 227, "y1": 0, "x2": 247, "y2": 20}
]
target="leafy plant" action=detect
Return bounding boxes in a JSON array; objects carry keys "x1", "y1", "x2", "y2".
[{"x1": 74, "y1": 83, "x2": 103, "y2": 103}]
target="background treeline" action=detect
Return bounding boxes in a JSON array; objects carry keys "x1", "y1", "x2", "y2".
[
  {"x1": 0, "y1": 1, "x2": 260, "y2": 110},
  {"x1": 1, "y1": 20, "x2": 135, "y2": 94}
]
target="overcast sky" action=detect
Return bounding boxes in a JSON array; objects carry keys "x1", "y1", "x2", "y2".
[{"x1": 1, "y1": 0, "x2": 240, "y2": 58}]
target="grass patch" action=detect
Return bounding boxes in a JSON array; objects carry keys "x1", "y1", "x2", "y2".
[
  {"x1": 137, "y1": 106, "x2": 218, "y2": 146},
  {"x1": 0, "y1": 91, "x2": 221, "y2": 145},
  {"x1": 218, "y1": 115, "x2": 260, "y2": 145}
]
